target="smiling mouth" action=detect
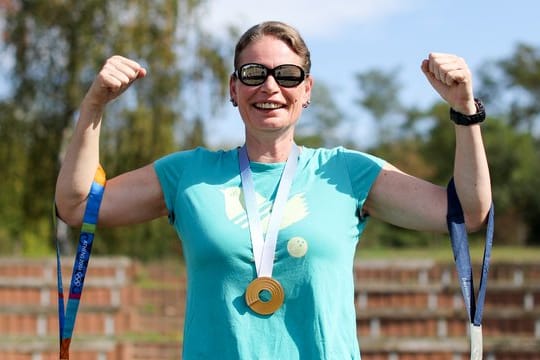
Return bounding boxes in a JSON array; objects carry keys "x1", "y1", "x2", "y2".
[{"x1": 254, "y1": 102, "x2": 284, "y2": 110}]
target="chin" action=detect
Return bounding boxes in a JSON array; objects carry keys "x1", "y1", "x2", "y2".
[{"x1": 251, "y1": 116, "x2": 287, "y2": 127}]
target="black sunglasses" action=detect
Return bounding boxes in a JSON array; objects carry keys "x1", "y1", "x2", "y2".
[{"x1": 234, "y1": 63, "x2": 307, "y2": 88}]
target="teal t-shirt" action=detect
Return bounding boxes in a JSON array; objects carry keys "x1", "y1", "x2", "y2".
[{"x1": 154, "y1": 146, "x2": 385, "y2": 359}]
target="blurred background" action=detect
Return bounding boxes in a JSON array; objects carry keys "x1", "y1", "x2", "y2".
[{"x1": 0, "y1": 0, "x2": 539, "y2": 359}]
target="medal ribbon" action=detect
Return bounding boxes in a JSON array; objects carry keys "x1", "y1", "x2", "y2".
[
  {"x1": 447, "y1": 178, "x2": 494, "y2": 360},
  {"x1": 239, "y1": 144, "x2": 299, "y2": 277},
  {"x1": 55, "y1": 166, "x2": 106, "y2": 360}
]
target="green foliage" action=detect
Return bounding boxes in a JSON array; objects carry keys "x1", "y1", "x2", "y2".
[
  {"x1": 1, "y1": 2, "x2": 540, "y2": 257},
  {"x1": 0, "y1": 0, "x2": 229, "y2": 258},
  {"x1": 476, "y1": 44, "x2": 540, "y2": 244},
  {"x1": 355, "y1": 67, "x2": 404, "y2": 143},
  {"x1": 0, "y1": 102, "x2": 26, "y2": 249},
  {"x1": 297, "y1": 82, "x2": 345, "y2": 147},
  {"x1": 357, "y1": 44, "x2": 540, "y2": 247},
  {"x1": 93, "y1": 217, "x2": 181, "y2": 261},
  {"x1": 21, "y1": 219, "x2": 54, "y2": 257},
  {"x1": 482, "y1": 118, "x2": 540, "y2": 244}
]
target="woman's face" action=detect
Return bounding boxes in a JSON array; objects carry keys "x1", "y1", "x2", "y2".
[{"x1": 230, "y1": 35, "x2": 313, "y2": 138}]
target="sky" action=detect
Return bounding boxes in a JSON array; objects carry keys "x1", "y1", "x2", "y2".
[
  {"x1": 1, "y1": 1, "x2": 539, "y2": 148},
  {"x1": 198, "y1": 0, "x2": 540, "y2": 147}
]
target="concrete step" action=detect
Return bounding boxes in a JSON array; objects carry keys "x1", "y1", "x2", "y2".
[
  {"x1": 359, "y1": 336, "x2": 540, "y2": 360},
  {"x1": 354, "y1": 260, "x2": 540, "y2": 286},
  {"x1": 0, "y1": 257, "x2": 133, "y2": 280},
  {"x1": 0, "y1": 305, "x2": 134, "y2": 336},
  {"x1": 355, "y1": 285, "x2": 540, "y2": 312},
  {"x1": 1, "y1": 257, "x2": 539, "y2": 360},
  {"x1": 0, "y1": 336, "x2": 118, "y2": 360},
  {"x1": 121, "y1": 341, "x2": 182, "y2": 360},
  {"x1": 357, "y1": 308, "x2": 540, "y2": 339}
]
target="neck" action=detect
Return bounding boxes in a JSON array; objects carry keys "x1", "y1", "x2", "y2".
[{"x1": 244, "y1": 132, "x2": 295, "y2": 163}]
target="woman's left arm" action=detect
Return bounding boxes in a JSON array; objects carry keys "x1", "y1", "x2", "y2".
[
  {"x1": 364, "y1": 53, "x2": 491, "y2": 232},
  {"x1": 452, "y1": 120, "x2": 491, "y2": 231}
]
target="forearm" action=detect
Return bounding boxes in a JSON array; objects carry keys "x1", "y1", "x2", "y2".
[
  {"x1": 55, "y1": 56, "x2": 147, "y2": 225},
  {"x1": 453, "y1": 124, "x2": 492, "y2": 230},
  {"x1": 55, "y1": 101, "x2": 104, "y2": 225}
]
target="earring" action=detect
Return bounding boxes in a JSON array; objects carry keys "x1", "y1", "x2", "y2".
[
  {"x1": 230, "y1": 98, "x2": 238, "y2": 107},
  {"x1": 302, "y1": 100, "x2": 311, "y2": 108}
]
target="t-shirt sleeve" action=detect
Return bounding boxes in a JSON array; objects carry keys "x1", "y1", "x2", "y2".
[
  {"x1": 339, "y1": 147, "x2": 386, "y2": 215},
  {"x1": 153, "y1": 149, "x2": 197, "y2": 222}
]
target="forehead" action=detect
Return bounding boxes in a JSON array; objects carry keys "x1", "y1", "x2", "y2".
[{"x1": 237, "y1": 35, "x2": 302, "y2": 68}]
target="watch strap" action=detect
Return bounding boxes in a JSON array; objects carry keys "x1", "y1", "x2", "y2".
[{"x1": 450, "y1": 98, "x2": 486, "y2": 126}]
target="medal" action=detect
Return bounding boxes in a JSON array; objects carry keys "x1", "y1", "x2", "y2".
[
  {"x1": 239, "y1": 144, "x2": 300, "y2": 315},
  {"x1": 245, "y1": 277, "x2": 285, "y2": 315}
]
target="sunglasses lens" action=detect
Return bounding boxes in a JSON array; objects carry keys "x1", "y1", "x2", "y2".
[
  {"x1": 237, "y1": 64, "x2": 306, "y2": 87},
  {"x1": 274, "y1": 65, "x2": 304, "y2": 87},
  {"x1": 239, "y1": 64, "x2": 268, "y2": 86}
]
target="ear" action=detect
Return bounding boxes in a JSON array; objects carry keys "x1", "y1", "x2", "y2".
[
  {"x1": 229, "y1": 74, "x2": 237, "y2": 104},
  {"x1": 303, "y1": 75, "x2": 314, "y2": 104}
]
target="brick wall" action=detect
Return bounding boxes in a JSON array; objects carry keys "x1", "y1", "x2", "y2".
[
  {"x1": 0, "y1": 257, "x2": 539, "y2": 359},
  {"x1": 354, "y1": 259, "x2": 540, "y2": 360}
]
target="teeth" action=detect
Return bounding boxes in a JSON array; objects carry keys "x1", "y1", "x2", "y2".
[{"x1": 255, "y1": 102, "x2": 282, "y2": 109}]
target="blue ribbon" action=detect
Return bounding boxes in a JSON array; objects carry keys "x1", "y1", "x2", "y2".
[
  {"x1": 56, "y1": 168, "x2": 106, "y2": 359},
  {"x1": 447, "y1": 178, "x2": 494, "y2": 326}
]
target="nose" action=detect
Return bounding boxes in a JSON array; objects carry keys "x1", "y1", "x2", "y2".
[{"x1": 260, "y1": 73, "x2": 280, "y2": 92}]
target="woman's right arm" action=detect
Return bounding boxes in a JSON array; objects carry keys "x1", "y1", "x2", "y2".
[{"x1": 55, "y1": 56, "x2": 168, "y2": 227}]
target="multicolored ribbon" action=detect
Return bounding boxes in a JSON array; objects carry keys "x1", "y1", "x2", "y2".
[
  {"x1": 447, "y1": 178, "x2": 494, "y2": 360},
  {"x1": 56, "y1": 166, "x2": 106, "y2": 359}
]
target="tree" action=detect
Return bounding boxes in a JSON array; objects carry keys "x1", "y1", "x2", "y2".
[
  {"x1": 354, "y1": 67, "x2": 444, "y2": 248},
  {"x1": 0, "y1": 0, "x2": 230, "y2": 257},
  {"x1": 296, "y1": 81, "x2": 345, "y2": 148},
  {"x1": 355, "y1": 67, "x2": 404, "y2": 143},
  {"x1": 354, "y1": 52, "x2": 540, "y2": 247},
  {"x1": 478, "y1": 43, "x2": 540, "y2": 134},
  {"x1": 477, "y1": 44, "x2": 540, "y2": 245}
]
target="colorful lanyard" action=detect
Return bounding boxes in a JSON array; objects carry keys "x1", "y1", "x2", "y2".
[
  {"x1": 56, "y1": 166, "x2": 106, "y2": 360},
  {"x1": 238, "y1": 144, "x2": 299, "y2": 277},
  {"x1": 446, "y1": 178, "x2": 494, "y2": 360}
]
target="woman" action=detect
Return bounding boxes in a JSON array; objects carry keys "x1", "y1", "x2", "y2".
[{"x1": 55, "y1": 21, "x2": 491, "y2": 359}]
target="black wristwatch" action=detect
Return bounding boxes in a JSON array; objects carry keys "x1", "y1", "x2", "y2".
[{"x1": 449, "y1": 98, "x2": 486, "y2": 126}]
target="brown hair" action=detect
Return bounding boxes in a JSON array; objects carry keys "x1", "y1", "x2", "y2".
[{"x1": 233, "y1": 21, "x2": 311, "y2": 73}]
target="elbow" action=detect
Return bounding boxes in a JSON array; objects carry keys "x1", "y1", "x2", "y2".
[
  {"x1": 459, "y1": 186, "x2": 493, "y2": 233},
  {"x1": 464, "y1": 204, "x2": 492, "y2": 233},
  {"x1": 466, "y1": 218, "x2": 486, "y2": 233},
  {"x1": 55, "y1": 202, "x2": 84, "y2": 228},
  {"x1": 54, "y1": 190, "x2": 86, "y2": 228}
]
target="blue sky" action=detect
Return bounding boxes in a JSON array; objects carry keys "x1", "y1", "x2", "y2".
[
  {"x1": 201, "y1": 0, "x2": 540, "y2": 147},
  {"x1": 1, "y1": 1, "x2": 539, "y2": 148}
]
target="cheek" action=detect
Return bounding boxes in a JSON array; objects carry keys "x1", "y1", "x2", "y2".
[
  {"x1": 290, "y1": 96, "x2": 304, "y2": 112},
  {"x1": 285, "y1": 89, "x2": 304, "y2": 106},
  {"x1": 290, "y1": 86, "x2": 310, "y2": 107}
]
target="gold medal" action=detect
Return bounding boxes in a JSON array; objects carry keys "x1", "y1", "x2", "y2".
[{"x1": 245, "y1": 277, "x2": 284, "y2": 315}]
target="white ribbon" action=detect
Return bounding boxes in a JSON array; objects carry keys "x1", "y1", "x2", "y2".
[
  {"x1": 470, "y1": 324, "x2": 483, "y2": 360},
  {"x1": 239, "y1": 144, "x2": 300, "y2": 278}
]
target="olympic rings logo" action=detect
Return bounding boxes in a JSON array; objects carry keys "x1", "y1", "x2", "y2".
[{"x1": 73, "y1": 271, "x2": 84, "y2": 289}]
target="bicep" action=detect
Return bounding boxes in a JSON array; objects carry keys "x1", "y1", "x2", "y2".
[
  {"x1": 364, "y1": 163, "x2": 448, "y2": 233},
  {"x1": 98, "y1": 163, "x2": 168, "y2": 227}
]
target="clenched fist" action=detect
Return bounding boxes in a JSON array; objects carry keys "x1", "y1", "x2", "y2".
[
  {"x1": 421, "y1": 53, "x2": 476, "y2": 115},
  {"x1": 84, "y1": 56, "x2": 147, "y2": 108}
]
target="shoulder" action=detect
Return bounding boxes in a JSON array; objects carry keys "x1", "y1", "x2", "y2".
[
  {"x1": 154, "y1": 147, "x2": 236, "y2": 170},
  {"x1": 303, "y1": 146, "x2": 385, "y2": 169},
  {"x1": 302, "y1": 146, "x2": 386, "y2": 198},
  {"x1": 153, "y1": 146, "x2": 238, "y2": 186}
]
